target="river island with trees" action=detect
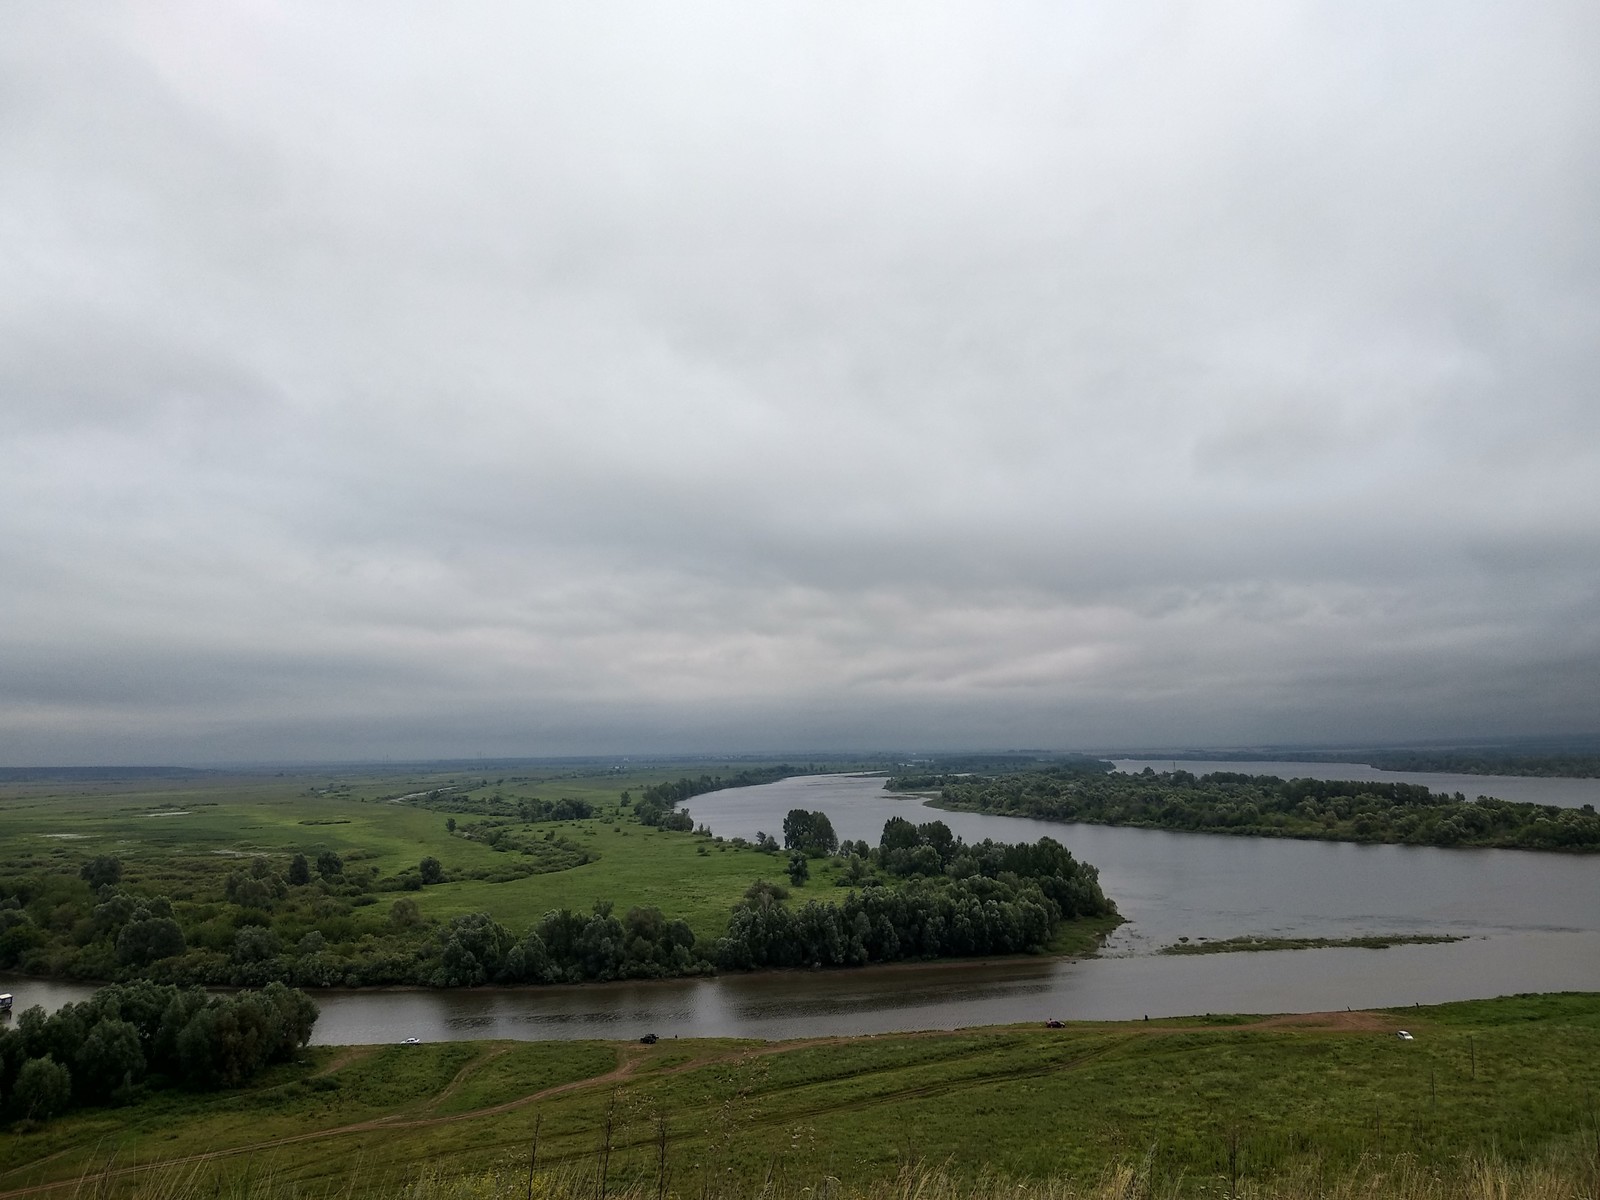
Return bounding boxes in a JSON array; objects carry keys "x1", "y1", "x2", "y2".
[{"x1": 899, "y1": 761, "x2": 1600, "y2": 850}]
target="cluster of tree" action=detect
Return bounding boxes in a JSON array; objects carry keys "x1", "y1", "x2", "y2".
[
  {"x1": 515, "y1": 797, "x2": 594, "y2": 821},
  {"x1": 2, "y1": 851, "x2": 387, "y2": 988},
  {"x1": 929, "y1": 769, "x2": 1600, "y2": 851},
  {"x1": 428, "y1": 902, "x2": 704, "y2": 986},
  {"x1": 0, "y1": 981, "x2": 317, "y2": 1124},
  {"x1": 1111, "y1": 744, "x2": 1600, "y2": 778},
  {"x1": 1358, "y1": 751, "x2": 1600, "y2": 779},
  {"x1": 713, "y1": 874, "x2": 1059, "y2": 969},
  {"x1": 782, "y1": 809, "x2": 839, "y2": 856},
  {"x1": 713, "y1": 815, "x2": 1115, "y2": 968},
  {"x1": 444, "y1": 819, "x2": 593, "y2": 871},
  {"x1": 870, "y1": 817, "x2": 1113, "y2": 918},
  {"x1": 389, "y1": 784, "x2": 595, "y2": 819},
  {"x1": 887, "y1": 756, "x2": 1114, "y2": 791},
  {"x1": 635, "y1": 804, "x2": 695, "y2": 832}
]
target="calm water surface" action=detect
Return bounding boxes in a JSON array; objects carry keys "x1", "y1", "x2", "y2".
[{"x1": 12, "y1": 773, "x2": 1597, "y2": 1042}]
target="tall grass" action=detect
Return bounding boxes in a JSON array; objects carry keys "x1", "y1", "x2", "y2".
[{"x1": 32, "y1": 1144, "x2": 1600, "y2": 1200}]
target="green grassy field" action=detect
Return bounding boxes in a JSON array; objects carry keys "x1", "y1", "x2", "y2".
[
  {"x1": 4, "y1": 994, "x2": 1598, "y2": 1199},
  {"x1": 0, "y1": 764, "x2": 844, "y2": 942}
]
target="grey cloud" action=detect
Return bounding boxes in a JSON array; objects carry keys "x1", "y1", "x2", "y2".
[{"x1": 2, "y1": 2, "x2": 1598, "y2": 763}]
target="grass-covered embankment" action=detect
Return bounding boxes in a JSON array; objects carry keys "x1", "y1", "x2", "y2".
[{"x1": 4, "y1": 993, "x2": 1598, "y2": 1200}]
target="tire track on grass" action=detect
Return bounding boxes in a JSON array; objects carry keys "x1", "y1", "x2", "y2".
[
  {"x1": 0, "y1": 1046, "x2": 646, "y2": 1199},
  {"x1": 370, "y1": 1033, "x2": 1143, "y2": 1177}
]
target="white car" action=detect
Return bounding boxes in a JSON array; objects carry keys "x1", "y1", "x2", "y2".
[
  {"x1": 1396, "y1": 1030, "x2": 1414, "y2": 1041},
  {"x1": 400, "y1": 1036, "x2": 422, "y2": 1045}
]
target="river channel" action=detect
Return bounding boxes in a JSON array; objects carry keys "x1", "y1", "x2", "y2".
[{"x1": 16, "y1": 770, "x2": 1599, "y2": 1043}]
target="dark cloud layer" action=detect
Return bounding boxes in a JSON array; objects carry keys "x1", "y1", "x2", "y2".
[{"x1": 3, "y1": 3, "x2": 1598, "y2": 764}]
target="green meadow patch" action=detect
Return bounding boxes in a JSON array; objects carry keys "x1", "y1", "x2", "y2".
[{"x1": 4, "y1": 994, "x2": 1599, "y2": 1199}]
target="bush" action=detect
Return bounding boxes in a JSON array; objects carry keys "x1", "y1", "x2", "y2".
[{"x1": 14, "y1": 1056, "x2": 72, "y2": 1121}]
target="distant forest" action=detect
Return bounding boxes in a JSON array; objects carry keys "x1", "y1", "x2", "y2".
[
  {"x1": 1112, "y1": 745, "x2": 1600, "y2": 778},
  {"x1": 897, "y1": 766, "x2": 1600, "y2": 852}
]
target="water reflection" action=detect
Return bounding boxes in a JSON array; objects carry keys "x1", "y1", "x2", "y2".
[
  {"x1": 10, "y1": 772, "x2": 1598, "y2": 1044},
  {"x1": 296, "y1": 929, "x2": 1598, "y2": 1043},
  {"x1": 683, "y1": 775, "x2": 1600, "y2": 956}
]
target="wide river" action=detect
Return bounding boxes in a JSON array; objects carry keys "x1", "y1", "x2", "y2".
[{"x1": 16, "y1": 767, "x2": 1599, "y2": 1042}]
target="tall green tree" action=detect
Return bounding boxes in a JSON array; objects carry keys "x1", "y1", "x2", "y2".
[
  {"x1": 782, "y1": 809, "x2": 838, "y2": 856},
  {"x1": 14, "y1": 1056, "x2": 72, "y2": 1121},
  {"x1": 79, "y1": 855, "x2": 123, "y2": 890}
]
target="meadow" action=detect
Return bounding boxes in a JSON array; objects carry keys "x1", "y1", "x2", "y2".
[
  {"x1": 0, "y1": 765, "x2": 796, "y2": 939},
  {"x1": 0, "y1": 763, "x2": 1115, "y2": 988},
  {"x1": 2, "y1": 993, "x2": 1598, "y2": 1199}
]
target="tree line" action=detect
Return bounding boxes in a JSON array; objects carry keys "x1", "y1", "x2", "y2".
[
  {"x1": 1, "y1": 811, "x2": 1114, "y2": 991},
  {"x1": 919, "y1": 768, "x2": 1600, "y2": 851},
  {"x1": 423, "y1": 812, "x2": 1113, "y2": 982},
  {"x1": 0, "y1": 981, "x2": 318, "y2": 1124},
  {"x1": 629, "y1": 766, "x2": 800, "y2": 828}
]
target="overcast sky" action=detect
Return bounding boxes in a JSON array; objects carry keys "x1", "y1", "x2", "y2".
[{"x1": 3, "y1": 3, "x2": 1598, "y2": 765}]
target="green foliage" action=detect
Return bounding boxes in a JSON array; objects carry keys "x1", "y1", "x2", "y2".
[
  {"x1": 928, "y1": 767, "x2": 1600, "y2": 851},
  {"x1": 2, "y1": 981, "x2": 317, "y2": 1124},
  {"x1": 633, "y1": 765, "x2": 803, "y2": 828},
  {"x1": 177, "y1": 983, "x2": 318, "y2": 1089},
  {"x1": 73, "y1": 1016, "x2": 143, "y2": 1103},
  {"x1": 786, "y1": 853, "x2": 810, "y2": 886},
  {"x1": 782, "y1": 808, "x2": 838, "y2": 855},
  {"x1": 13, "y1": 1055, "x2": 72, "y2": 1121},
  {"x1": 887, "y1": 754, "x2": 1115, "y2": 790},
  {"x1": 115, "y1": 912, "x2": 186, "y2": 966},
  {"x1": 444, "y1": 819, "x2": 591, "y2": 871},
  {"x1": 1361, "y1": 749, "x2": 1600, "y2": 777},
  {"x1": 79, "y1": 854, "x2": 123, "y2": 889}
]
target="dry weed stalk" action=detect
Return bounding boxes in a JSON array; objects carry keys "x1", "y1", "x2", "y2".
[{"x1": 44, "y1": 1149, "x2": 1600, "y2": 1200}]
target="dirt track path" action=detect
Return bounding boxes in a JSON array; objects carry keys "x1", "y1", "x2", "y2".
[
  {"x1": 0, "y1": 1045, "x2": 650, "y2": 1200},
  {"x1": 1154, "y1": 1009, "x2": 1400, "y2": 1034},
  {"x1": 310, "y1": 1044, "x2": 378, "y2": 1078}
]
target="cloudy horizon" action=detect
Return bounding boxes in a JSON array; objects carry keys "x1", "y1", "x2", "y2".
[{"x1": 4, "y1": 3, "x2": 1598, "y2": 766}]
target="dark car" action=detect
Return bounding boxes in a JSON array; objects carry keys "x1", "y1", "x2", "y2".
[{"x1": 639, "y1": 1033, "x2": 659, "y2": 1044}]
